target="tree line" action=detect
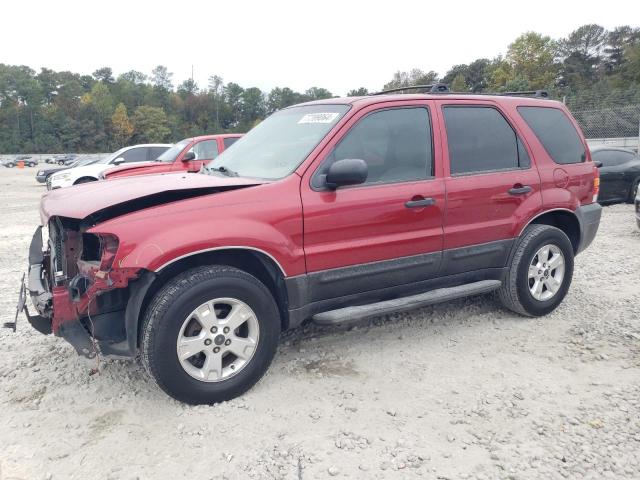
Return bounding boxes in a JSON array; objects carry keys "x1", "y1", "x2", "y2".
[{"x1": 1, "y1": 24, "x2": 639, "y2": 154}]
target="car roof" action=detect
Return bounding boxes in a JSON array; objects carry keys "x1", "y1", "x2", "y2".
[
  {"x1": 125, "y1": 143, "x2": 172, "y2": 148},
  {"x1": 292, "y1": 93, "x2": 563, "y2": 109}
]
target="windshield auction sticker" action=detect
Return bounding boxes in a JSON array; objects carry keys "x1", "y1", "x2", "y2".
[{"x1": 298, "y1": 112, "x2": 340, "y2": 124}]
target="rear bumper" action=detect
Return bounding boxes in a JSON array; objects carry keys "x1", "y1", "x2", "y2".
[{"x1": 575, "y1": 203, "x2": 602, "y2": 254}]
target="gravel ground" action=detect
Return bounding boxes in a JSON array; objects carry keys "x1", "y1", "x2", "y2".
[{"x1": 0, "y1": 167, "x2": 639, "y2": 480}]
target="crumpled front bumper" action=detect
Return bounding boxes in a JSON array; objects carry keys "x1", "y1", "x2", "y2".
[{"x1": 24, "y1": 226, "x2": 97, "y2": 358}]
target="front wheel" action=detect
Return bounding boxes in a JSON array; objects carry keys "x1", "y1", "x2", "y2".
[
  {"x1": 141, "y1": 265, "x2": 281, "y2": 404},
  {"x1": 499, "y1": 224, "x2": 574, "y2": 317}
]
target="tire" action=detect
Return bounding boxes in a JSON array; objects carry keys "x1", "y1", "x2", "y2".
[
  {"x1": 74, "y1": 177, "x2": 97, "y2": 185},
  {"x1": 498, "y1": 224, "x2": 574, "y2": 317},
  {"x1": 141, "y1": 265, "x2": 281, "y2": 404},
  {"x1": 627, "y1": 178, "x2": 640, "y2": 204}
]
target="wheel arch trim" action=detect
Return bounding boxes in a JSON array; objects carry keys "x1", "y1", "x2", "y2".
[
  {"x1": 517, "y1": 208, "x2": 577, "y2": 238},
  {"x1": 153, "y1": 246, "x2": 288, "y2": 276}
]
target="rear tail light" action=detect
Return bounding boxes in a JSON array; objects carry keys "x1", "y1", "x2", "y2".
[{"x1": 592, "y1": 173, "x2": 600, "y2": 203}]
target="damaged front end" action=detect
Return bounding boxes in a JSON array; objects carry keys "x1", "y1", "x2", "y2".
[{"x1": 23, "y1": 217, "x2": 148, "y2": 358}]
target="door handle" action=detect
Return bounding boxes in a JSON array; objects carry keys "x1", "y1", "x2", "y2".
[
  {"x1": 508, "y1": 185, "x2": 532, "y2": 195},
  {"x1": 405, "y1": 197, "x2": 436, "y2": 208}
]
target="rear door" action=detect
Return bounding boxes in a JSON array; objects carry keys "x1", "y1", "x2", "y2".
[
  {"x1": 437, "y1": 100, "x2": 542, "y2": 275},
  {"x1": 118, "y1": 146, "x2": 149, "y2": 164},
  {"x1": 301, "y1": 101, "x2": 445, "y2": 303}
]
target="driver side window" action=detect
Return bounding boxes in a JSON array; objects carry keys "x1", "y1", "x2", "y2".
[
  {"x1": 190, "y1": 140, "x2": 219, "y2": 160},
  {"x1": 313, "y1": 107, "x2": 433, "y2": 188}
]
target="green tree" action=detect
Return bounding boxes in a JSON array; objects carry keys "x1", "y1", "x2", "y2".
[
  {"x1": 450, "y1": 73, "x2": 467, "y2": 92},
  {"x1": 111, "y1": 103, "x2": 134, "y2": 148},
  {"x1": 506, "y1": 32, "x2": 558, "y2": 89},
  {"x1": 304, "y1": 87, "x2": 332, "y2": 100},
  {"x1": 383, "y1": 69, "x2": 439, "y2": 90},
  {"x1": 92, "y1": 67, "x2": 114, "y2": 83},
  {"x1": 151, "y1": 65, "x2": 173, "y2": 90},
  {"x1": 347, "y1": 87, "x2": 368, "y2": 96},
  {"x1": 132, "y1": 105, "x2": 170, "y2": 142}
]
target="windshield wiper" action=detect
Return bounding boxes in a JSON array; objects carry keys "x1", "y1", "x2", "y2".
[{"x1": 207, "y1": 165, "x2": 239, "y2": 177}]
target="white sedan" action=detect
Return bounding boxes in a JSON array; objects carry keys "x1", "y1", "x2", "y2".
[{"x1": 47, "y1": 144, "x2": 171, "y2": 190}]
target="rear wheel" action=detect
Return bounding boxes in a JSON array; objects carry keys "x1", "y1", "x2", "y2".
[
  {"x1": 499, "y1": 224, "x2": 574, "y2": 316},
  {"x1": 141, "y1": 265, "x2": 281, "y2": 404}
]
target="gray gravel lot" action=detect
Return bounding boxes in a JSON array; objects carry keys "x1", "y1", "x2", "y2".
[{"x1": 0, "y1": 167, "x2": 639, "y2": 480}]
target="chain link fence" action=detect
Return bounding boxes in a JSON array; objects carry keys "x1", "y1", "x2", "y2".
[{"x1": 564, "y1": 90, "x2": 640, "y2": 153}]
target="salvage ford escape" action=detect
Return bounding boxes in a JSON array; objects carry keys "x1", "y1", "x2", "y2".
[{"x1": 16, "y1": 86, "x2": 602, "y2": 404}]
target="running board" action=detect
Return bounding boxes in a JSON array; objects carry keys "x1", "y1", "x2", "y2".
[{"x1": 312, "y1": 280, "x2": 502, "y2": 325}]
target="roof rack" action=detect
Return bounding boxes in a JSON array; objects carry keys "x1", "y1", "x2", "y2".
[
  {"x1": 372, "y1": 84, "x2": 550, "y2": 99},
  {"x1": 372, "y1": 83, "x2": 450, "y2": 95},
  {"x1": 496, "y1": 90, "x2": 549, "y2": 98}
]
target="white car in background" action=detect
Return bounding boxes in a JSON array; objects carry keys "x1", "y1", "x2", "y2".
[{"x1": 47, "y1": 144, "x2": 171, "y2": 190}]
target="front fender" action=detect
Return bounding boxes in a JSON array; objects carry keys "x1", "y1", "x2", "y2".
[{"x1": 88, "y1": 178, "x2": 305, "y2": 276}]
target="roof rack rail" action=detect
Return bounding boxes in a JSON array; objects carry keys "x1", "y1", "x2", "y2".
[
  {"x1": 373, "y1": 83, "x2": 450, "y2": 95},
  {"x1": 496, "y1": 90, "x2": 549, "y2": 98}
]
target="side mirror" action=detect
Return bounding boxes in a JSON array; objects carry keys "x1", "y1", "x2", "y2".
[
  {"x1": 325, "y1": 158, "x2": 368, "y2": 190},
  {"x1": 594, "y1": 161, "x2": 602, "y2": 168},
  {"x1": 112, "y1": 157, "x2": 125, "y2": 165},
  {"x1": 182, "y1": 151, "x2": 196, "y2": 162}
]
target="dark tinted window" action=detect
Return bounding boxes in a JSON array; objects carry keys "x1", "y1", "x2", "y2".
[
  {"x1": 518, "y1": 106, "x2": 585, "y2": 164},
  {"x1": 120, "y1": 147, "x2": 149, "y2": 163},
  {"x1": 191, "y1": 140, "x2": 219, "y2": 160},
  {"x1": 315, "y1": 107, "x2": 432, "y2": 187},
  {"x1": 149, "y1": 146, "x2": 169, "y2": 160},
  {"x1": 443, "y1": 106, "x2": 522, "y2": 174},
  {"x1": 223, "y1": 137, "x2": 240, "y2": 149}
]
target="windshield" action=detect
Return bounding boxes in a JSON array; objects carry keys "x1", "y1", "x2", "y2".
[
  {"x1": 157, "y1": 139, "x2": 191, "y2": 162},
  {"x1": 203, "y1": 104, "x2": 349, "y2": 179},
  {"x1": 97, "y1": 147, "x2": 127, "y2": 164}
]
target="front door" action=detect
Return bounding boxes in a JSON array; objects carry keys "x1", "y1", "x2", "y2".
[{"x1": 301, "y1": 102, "x2": 445, "y2": 303}]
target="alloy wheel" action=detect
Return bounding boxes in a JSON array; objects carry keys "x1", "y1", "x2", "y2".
[
  {"x1": 528, "y1": 244, "x2": 565, "y2": 301},
  {"x1": 176, "y1": 297, "x2": 259, "y2": 382}
]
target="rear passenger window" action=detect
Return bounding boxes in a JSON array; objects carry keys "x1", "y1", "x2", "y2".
[
  {"x1": 314, "y1": 107, "x2": 433, "y2": 187},
  {"x1": 443, "y1": 106, "x2": 525, "y2": 175},
  {"x1": 120, "y1": 147, "x2": 148, "y2": 163},
  {"x1": 518, "y1": 106, "x2": 585, "y2": 164},
  {"x1": 223, "y1": 137, "x2": 239, "y2": 149}
]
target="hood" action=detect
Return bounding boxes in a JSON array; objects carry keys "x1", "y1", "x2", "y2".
[
  {"x1": 41, "y1": 172, "x2": 267, "y2": 224},
  {"x1": 104, "y1": 161, "x2": 167, "y2": 177}
]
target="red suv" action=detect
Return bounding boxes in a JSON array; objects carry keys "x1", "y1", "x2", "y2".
[
  {"x1": 17, "y1": 88, "x2": 601, "y2": 404},
  {"x1": 101, "y1": 134, "x2": 243, "y2": 179}
]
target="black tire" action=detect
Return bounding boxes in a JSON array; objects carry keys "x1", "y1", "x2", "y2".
[
  {"x1": 74, "y1": 177, "x2": 97, "y2": 185},
  {"x1": 499, "y1": 224, "x2": 574, "y2": 317},
  {"x1": 141, "y1": 265, "x2": 281, "y2": 404},
  {"x1": 627, "y1": 178, "x2": 640, "y2": 204}
]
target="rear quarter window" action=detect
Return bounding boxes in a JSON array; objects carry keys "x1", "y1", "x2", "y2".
[{"x1": 517, "y1": 106, "x2": 586, "y2": 164}]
